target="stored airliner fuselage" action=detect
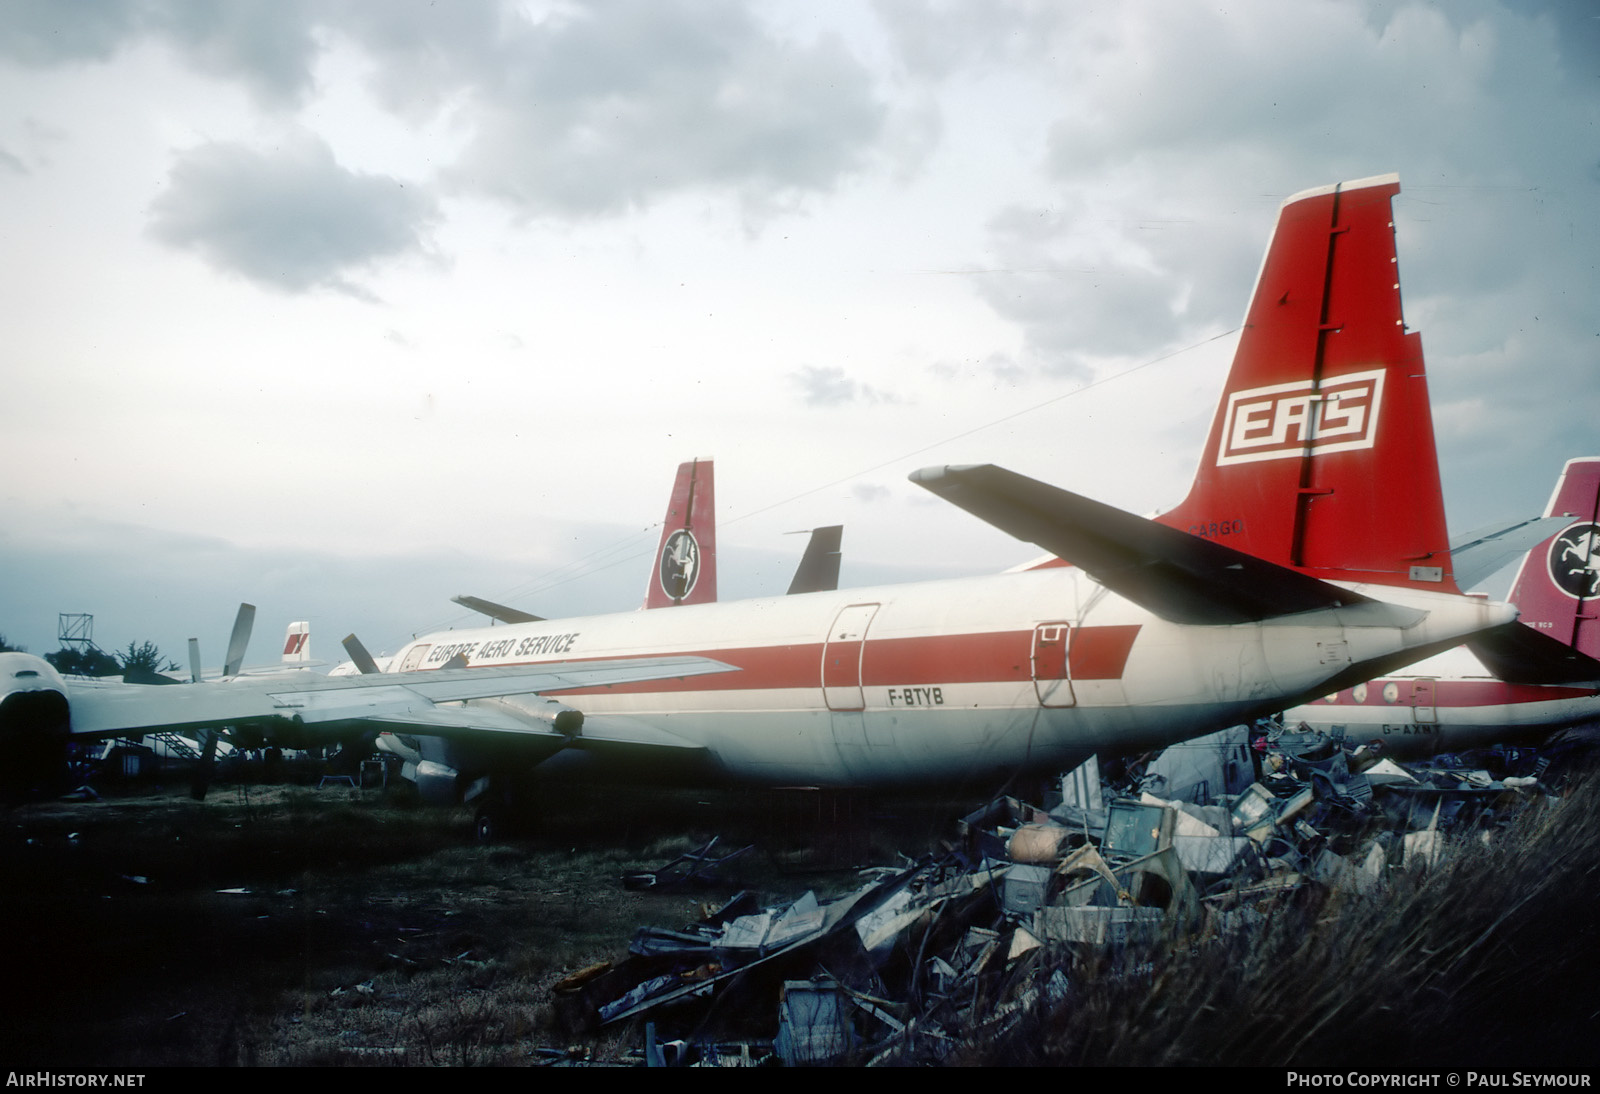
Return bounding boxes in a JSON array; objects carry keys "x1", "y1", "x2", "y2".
[
  {"x1": 381, "y1": 566, "x2": 1508, "y2": 797},
  {"x1": 367, "y1": 173, "x2": 1516, "y2": 806}
]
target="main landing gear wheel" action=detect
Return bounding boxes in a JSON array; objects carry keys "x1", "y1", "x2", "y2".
[{"x1": 474, "y1": 802, "x2": 502, "y2": 843}]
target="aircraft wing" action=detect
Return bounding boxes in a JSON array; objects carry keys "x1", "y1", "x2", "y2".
[
  {"x1": 451, "y1": 596, "x2": 544, "y2": 624},
  {"x1": 366, "y1": 709, "x2": 706, "y2": 750},
  {"x1": 910, "y1": 464, "x2": 1418, "y2": 626},
  {"x1": 63, "y1": 656, "x2": 735, "y2": 739}
]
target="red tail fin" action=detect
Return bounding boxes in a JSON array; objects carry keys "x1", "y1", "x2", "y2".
[
  {"x1": 644, "y1": 458, "x2": 718, "y2": 609},
  {"x1": 1507, "y1": 458, "x2": 1600, "y2": 659},
  {"x1": 1159, "y1": 175, "x2": 1456, "y2": 592}
]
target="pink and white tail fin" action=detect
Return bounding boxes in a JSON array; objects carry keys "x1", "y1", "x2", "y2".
[
  {"x1": 1507, "y1": 458, "x2": 1600, "y2": 660},
  {"x1": 281, "y1": 621, "x2": 311, "y2": 665},
  {"x1": 644, "y1": 458, "x2": 718, "y2": 609},
  {"x1": 1158, "y1": 175, "x2": 1457, "y2": 592}
]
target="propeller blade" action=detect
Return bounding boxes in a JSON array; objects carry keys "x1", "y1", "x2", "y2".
[
  {"x1": 342, "y1": 634, "x2": 383, "y2": 675},
  {"x1": 223, "y1": 603, "x2": 256, "y2": 677},
  {"x1": 188, "y1": 638, "x2": 202, "y2": 684}
]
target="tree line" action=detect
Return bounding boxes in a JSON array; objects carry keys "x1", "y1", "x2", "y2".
[{"x1": 0, "y1": 634, "x2": 179, "y2": 682}]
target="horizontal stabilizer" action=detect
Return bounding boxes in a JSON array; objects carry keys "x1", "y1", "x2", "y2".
[
  {"x1": 1467, "y1": 622, "x2": 1600, "y2": 687},
  {"x1": 1449, "y1": 516, "x2": 1574, "y2": 590},
  {"x1": 788, "y1": 525, "x2": 843, "y2": 595},
  {"x1": 452, "y1": 596, "x2": 544, "y2": 624},
  {"x1": 911, "y1": 464, "x2": 1382, "y2": 625}
]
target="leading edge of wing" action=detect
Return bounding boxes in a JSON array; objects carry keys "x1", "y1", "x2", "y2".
[
  {"x1": 66, "y1": 655, "x2": 737, "y2": 738},
  {"x1": 911, "y1": 463, "x2": 1407, "y2": 626}
]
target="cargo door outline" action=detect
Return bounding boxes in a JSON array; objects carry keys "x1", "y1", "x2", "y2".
[
  {"x1": 1032, "y1": 623, "x2": 1076, "y2": 708},
  {"x1": 399, "y1": 644, "x2": 431, "y2": 672},
  {"x1": 823, "y1": 603, "x2": 880, "y2": 712},
  {"x1": 1412, "y1": 678, "x2": 1436, "y2": 724}
]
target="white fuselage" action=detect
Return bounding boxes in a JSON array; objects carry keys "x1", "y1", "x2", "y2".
[
  {"x1": 1285, "y1": 645, "x2": 1600, "y2": 755},
  {"x1": 379, "y1": 567, "x2": 1512, "y2": 787}
]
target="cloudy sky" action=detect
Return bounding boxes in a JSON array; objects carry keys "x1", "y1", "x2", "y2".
[{"x1": 0, "y1": 0, "x2": 1595, "y2": 665}]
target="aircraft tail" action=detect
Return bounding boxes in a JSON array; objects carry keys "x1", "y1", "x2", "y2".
[
  {"x1": 1157, "y1": 175, "x2": 1457, "y2": 593},
  {"x1": 1506, "y1": 458, "x2": 1600, "y2": 659},
  {"x1": 281, "y1": 621, "x2": 311, "y2": 665},
  {"x1": 644, "y1": 458, "x2": 718, "y2": 609}
]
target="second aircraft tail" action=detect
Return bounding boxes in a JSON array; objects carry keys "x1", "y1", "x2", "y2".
[
  {"x1": 644, "y1": 458, "x2": 718, "y2": 609},
  {"x1": 1506, "y1": 458, "x2": 1600, "y2": 660}
]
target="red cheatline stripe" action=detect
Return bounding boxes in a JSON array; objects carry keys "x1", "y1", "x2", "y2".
[
  {"x1": 1068, "y1": 625, "x2": 1141, "y2": 680},
  {"x1": 552, "y1": 625, "x2": 1142, "y2": 696},
  {"x1": 1312, "y1": 680, "x2": 1597, "y2": 708}
]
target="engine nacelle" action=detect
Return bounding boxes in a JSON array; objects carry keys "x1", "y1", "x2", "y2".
[
  {"x1": 0, "y1": 652, "x2": 73, "y2": 798},
  {"x1": 380, "y1": 703, "x2": 583, "y2": 806}
]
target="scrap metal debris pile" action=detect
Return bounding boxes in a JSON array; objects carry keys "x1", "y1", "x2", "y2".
[{"x1": 549, "y1": 726, "x2": 1575, "y2": 1066}]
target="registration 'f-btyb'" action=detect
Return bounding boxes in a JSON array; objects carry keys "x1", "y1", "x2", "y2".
[{"x1": 0, "y1": 175, "x2": 1514, "y2": 811}]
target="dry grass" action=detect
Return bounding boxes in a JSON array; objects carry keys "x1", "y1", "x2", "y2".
[{"x1": 955, "y1": 777, "x2": 1600, "y2": 1067}]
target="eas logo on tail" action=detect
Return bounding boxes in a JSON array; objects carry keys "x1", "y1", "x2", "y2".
[
  {"x1": 1548, "y1": 522, "x2": 1600, "y2": 600},
  {"x1": 659, "y1": 529, "x2": 701, "y2": 601},
  {"x1": 1217, "y1": 369, "x2": 1385, "y2": 466}
]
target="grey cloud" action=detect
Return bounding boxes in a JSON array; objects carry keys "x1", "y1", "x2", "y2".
[
  {"x1": 148, "y1": 133, "x2": 439, "y2": 295},
  {"x1": 972, "y1": 200, "x2": 1259, "y2": 376},
  {"x1": 872, "y1": 0, "x2": 1057, "y2": 80},
  {"x1": 328, "y1": 0, "x2": 508, "y2": 121},
  {"x1": 969, "y1": 4, "x2": 1598, "y2": 367},
  {"x1": 443, "y1": 1, "x2": 888, "y2": 219},
  {"x1": 928, "y1": 351, "x2": 1032, "y2": 386},
  {"x1": 1519, "y1": 0, "x2": 1600, "y2": 82},
  {"x1": 790, "y1": 365, "x2": 902, "y2": 408},
  {"x1": 147, "y1": 0, "x2": 320, "y2": 108},
  {"x1": 937, "y1": 1, "x2": 1598, "y2": 540},
  {"x1": 0, "y1": 0, "x2": 145, "y2": 66},
  {"x1": 0, "y1": 0, "x2": 320, "y2": 107},
  {"x1": 1, "y1": 2, "x2": 890, "y2": 222}
]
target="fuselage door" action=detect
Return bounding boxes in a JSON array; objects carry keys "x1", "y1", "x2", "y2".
[
  {"x1": 1032, "y1": 622, "x2": 1076, "y2": 708},
  {"x1": 823, "y1": 603, "x2": 880, "y2": 712},
  {"x1": 1412, "y1": 678, "x2": 1436, "y2": 724},
  {"x1": 399, "y1": 645, "x2": 430, "y2": 673}
]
